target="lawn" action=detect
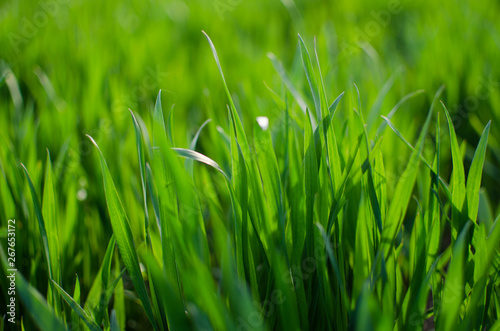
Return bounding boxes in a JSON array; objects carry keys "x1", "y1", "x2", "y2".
[{"x1": 0, "y1": 0, "x2": 500, "y2": 330}]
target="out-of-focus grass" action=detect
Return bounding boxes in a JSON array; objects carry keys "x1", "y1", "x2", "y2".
[{"x1": 0, "y1": 0, "x2": 500, "y2": 330}]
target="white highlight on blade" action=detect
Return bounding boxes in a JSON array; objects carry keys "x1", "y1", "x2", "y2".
[{"x1": 256, "y1": 116, "x2": 269, "y2": 130}]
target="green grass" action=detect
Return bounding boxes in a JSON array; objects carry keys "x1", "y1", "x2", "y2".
[{"x1": 1, "y1": 0, "x2": 500, "y2": 330}]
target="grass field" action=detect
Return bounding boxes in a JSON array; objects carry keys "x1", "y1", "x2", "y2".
[{"x1": 1, "y1": 0, "x2": 500, "y2": 330}]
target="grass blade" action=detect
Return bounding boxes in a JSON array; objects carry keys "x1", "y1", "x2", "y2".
[
  {"x1": 129, "y1": 109, "x2": 150, "y2": 239},
  {"x1": 443, "y1": 102, "x2": 467, "y2": 234},
  {"x1": 42, "y1": 151, "x2": 62, "y2": 314},
  {"x1": 71, "y1": 275, "x2": 82, "y2": 331},
  {"x1": 298, "y1": 34, "x2": 321, "y2": 120},
  {"x1": 87, "y1": 135, "x2": 158, "y2": 331},
  {"x1": 380, "y1": 87, "x2": 442, "y2": 257},
  {"x1": 437, "y1": 222, "x2": 472, "y2": 331},
  {"x1": 267, "y1": 52, "x2": 309, "y2": 116},
  {"x1": 51, "y1": 280, "x2": 102, "y2": 331},
  {"x1": 21, "y1": 163, "x2": 55, "y2": 281},
  {"x1": 466, "y1": 121, "x2": 491, "y2": 223}
]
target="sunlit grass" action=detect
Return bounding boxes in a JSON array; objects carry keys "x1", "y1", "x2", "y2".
[
  {"x1": 1, "y1": 0, "x2": 500, "y2": 329},
  {"x1": 1, "y1": 31, "x2": 499, "y2": 330}
]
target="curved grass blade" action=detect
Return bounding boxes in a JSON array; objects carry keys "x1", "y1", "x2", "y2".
[
  {"x1": 173, "y1": 148, "x2": 229, "y2": 180},
  {"x1": 86, "y1": 135, "x2": 158, "y2": 331},
  {"x1": 51, "y1": 280, "x2": 102, "y2": 331},
  {"x1": 72, "y1": 275, "x2": 83, "y2": 331},
  {"x1": 466, "y1": 121, "x2": 491, "y2": 223},
  {"x1": 186, "y1": 119, "x2": 212, "y2": 177}
]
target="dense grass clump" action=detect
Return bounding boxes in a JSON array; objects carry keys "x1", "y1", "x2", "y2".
[
  {"x1": 1, "y1": 30, "x2": 499, "y2": 331},
  {"x1": 1, "y1": 1, "x2": 500, "y2": 330}
]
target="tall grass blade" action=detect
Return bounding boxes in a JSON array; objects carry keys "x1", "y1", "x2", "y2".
[
  {"x1": 87, "y1": 135, "x2": 158, "y2": 330},
  {"x1": 51, "y1": 280, "x2": 102, "y2": 331},
  {"x1": 466, "y1": 121, "x2": 491, "y2": 223},
  {"x1": 443, "y1": 102, "x2": 467, "y2": 234}
]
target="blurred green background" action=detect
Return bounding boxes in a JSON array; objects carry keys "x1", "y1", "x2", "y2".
[
  {"x1": 2, "y1": 0, "x2": 500, "y2": 176},
  {"x1": 1, "y1": 0, "x2": 500, "y2": 328}
]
